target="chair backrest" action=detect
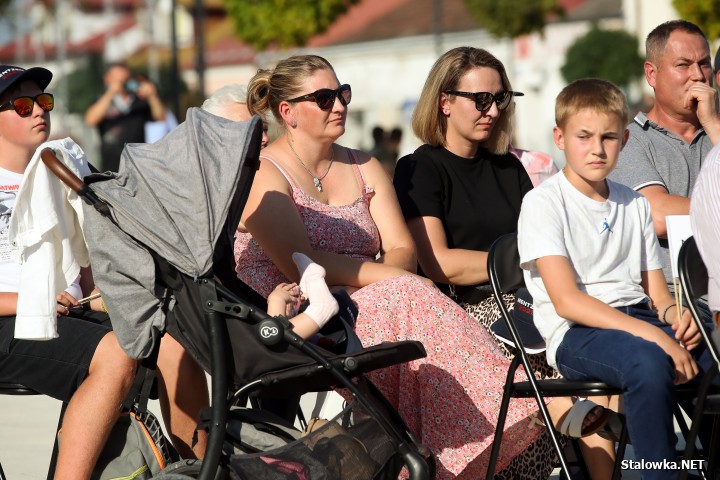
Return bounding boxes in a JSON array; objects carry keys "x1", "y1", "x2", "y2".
[
  {"x1": 487, "y1": 233, "x2": 532, "y2": 357},
  {"x1": 488, "y1": 233, "x2": 524, "y2": 295},
  {"x1": 678, "y1": 236, "x2": 719, "y2": 366},
  {"x1": 678, "y1": 237, "x2": 708, "y2": 299}
]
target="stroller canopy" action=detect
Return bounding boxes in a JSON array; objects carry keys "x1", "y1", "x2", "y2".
[{"x1": 83, "y1": 108, "x2": 262, "y2": 358}]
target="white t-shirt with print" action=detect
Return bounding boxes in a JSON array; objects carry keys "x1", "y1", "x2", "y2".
[
  {"x1": 517, "y1": 171, "x2": 664, "y2": 368},
  {"x1": 0, "y1": 167, "x2": 24, "y2": 292},
  {"x1": 0, "y1": 166, "x2": 82, "y2": 299}
]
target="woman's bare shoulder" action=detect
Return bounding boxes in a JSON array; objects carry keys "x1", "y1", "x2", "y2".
[{"x1": 342, "y1": 145, "x2": 387, "y2": 181}]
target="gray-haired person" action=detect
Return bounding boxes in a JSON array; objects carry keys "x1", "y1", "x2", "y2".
[{"x1": 202, "y1": 84, "x2": 269, "y2": 148}]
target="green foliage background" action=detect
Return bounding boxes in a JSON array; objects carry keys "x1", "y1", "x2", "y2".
[
  {"x1": 561, "y1": 27, "x2": 643, "y2": 87},
  {"x1": 673, "y1": 0, "x2": 720, "y2": 40},
  {"x1": 223, "y1": 0, "x2": 360, "y2": 50},
  {"x1": 463, "y1": 0, "x2": 563, "y2": 38}
]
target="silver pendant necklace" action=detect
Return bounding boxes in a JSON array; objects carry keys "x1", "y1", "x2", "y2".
[{"x1": 287, "y1": 137, "x2": 335, "y2": 192}]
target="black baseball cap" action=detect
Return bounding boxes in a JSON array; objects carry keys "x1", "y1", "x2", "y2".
[{"x1": 0, "y1": 65, "x2": 53, "y2": 97}]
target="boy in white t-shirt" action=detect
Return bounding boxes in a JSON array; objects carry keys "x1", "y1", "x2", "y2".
[{"x1": 518, "y1": 78, "x2": 711, "y2": 479}]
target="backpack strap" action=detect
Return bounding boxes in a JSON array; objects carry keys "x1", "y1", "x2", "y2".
[{"x1": 122, "y1": 341, "x2": 160, "y2": 413}]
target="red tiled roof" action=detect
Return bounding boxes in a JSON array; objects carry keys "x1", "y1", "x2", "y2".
[
  {"x1": 41, "y1": 0, "x2": 143, "y2": 11},
  {"x1": 559, "y1": 0, "x2": 588, "y2": 10},
  {"x1": 200, "y1": 16, "x2": 256, "y2": 68},
  {"x1": 307, "y1": 0, "x2": 606, "y2": 47},
  {"x1": 0, "y1": 40, "x2": 53, "y2": 60},
  {"x1": 0, "y1": 14, "x2": 136, "y2": 61},
  {"x1": 1, "y1": 0, "x2": 615, "y2": 67},
  {"x1": 308, "y1": 0, "x2": 415, "y2": 47},
  {"x1": 70, "y1": 15, "x2": 137, "y2": 53}
]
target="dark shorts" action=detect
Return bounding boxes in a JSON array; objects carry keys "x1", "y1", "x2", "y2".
[{"x1": 0, "y1": 312, "x2": 112, "y2": 402}]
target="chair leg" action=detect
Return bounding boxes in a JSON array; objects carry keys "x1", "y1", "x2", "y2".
[
  {"x1": 708, "y1": 416, "x2": 719, "y2": 479},
  {"x1": 679, "y1": 370, "x2": 716, "y2": 480},
  {"x1": 611, "y1": 419, "x2": 630, "y2": 480},
  {"x1": 675, "y1": 401, "x2": 692, "y2": 442},
  {"x1": 0, "y1": 460, "x2": 6, "y2": 480},
  {"x1": 46, "y1": 401, "x2": 67, "y2": 480},
  {"x1": 568, "y1": 438, "x2": 591, "y2": 479},
  {"x1": 536, "y1": 400, "x2": 573, "y2": 477},
  {"x1": 485, "y1": 357, "x2": 520, "y2": 480}
]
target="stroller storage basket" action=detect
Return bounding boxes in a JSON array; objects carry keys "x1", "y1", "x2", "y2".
[{"x1": 228, "y1": 399, "x2": 403, "y2": 480}]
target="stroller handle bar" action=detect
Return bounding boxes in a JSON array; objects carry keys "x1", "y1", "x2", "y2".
[
  {"x1": 41, "y1": 148, "x2": 85, "y2": 193},
  {"x1": 41, "y1": 148, "x2": 102, "y2": 207}
]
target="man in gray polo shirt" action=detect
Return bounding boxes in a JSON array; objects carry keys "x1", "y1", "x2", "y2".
[{"x1": 609, "y1": 20, "x2": 719, "y2": 307}]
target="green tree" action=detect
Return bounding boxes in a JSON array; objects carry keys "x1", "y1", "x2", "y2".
[
  {"x1": 66, "y1": 53, "x2": 105, "y2": 116},
  {"x1": 463, "y1": 0, "x2": 563, "y2": 38},
  {"x1": 223, "y1": 0, "x2": 360, "y2": 50},
  {"x1": 673, "y1": 0, "x2": 720, "y2": 40},
  {"x1": 561, "y1": 26, "x2": 643, "y2": 88}
]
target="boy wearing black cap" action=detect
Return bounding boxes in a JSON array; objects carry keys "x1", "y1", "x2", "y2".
[{"x1": 0, "y1": 65, "x2": 136, "y2": 479}]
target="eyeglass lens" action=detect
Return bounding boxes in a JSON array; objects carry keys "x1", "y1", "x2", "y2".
[
  {"x1": 475, "y1": 91, "x2": 511, "y2": 112},
  {"x1": 9, "y1": 93, "x2": 54, "y2": 116},
  {"x1": 315, "y1": 85, "x2": 352, "y2": 110}
]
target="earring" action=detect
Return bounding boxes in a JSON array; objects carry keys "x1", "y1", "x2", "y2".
[{"x1": 290, "y1": 120, "x2": 297, "y2": 127}]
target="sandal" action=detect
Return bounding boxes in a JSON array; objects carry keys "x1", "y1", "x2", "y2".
[{"x1": 558, "y1": 399, "x2": 611, "y2": 438}]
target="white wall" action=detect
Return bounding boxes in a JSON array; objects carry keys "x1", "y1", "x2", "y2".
[
  {"x1": 623, "y1": 0, "x2": 678, "y2": 44},
  {"x1": 254, "y1": 30, "x2": 510, "y2": 157},
  {"x1": 623, "y1": 0, "x2": 679, "y2": 97}
]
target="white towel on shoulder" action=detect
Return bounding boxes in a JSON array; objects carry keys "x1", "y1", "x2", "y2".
[{"x1": 9, "y1": 138, "x2": 92, "y2": 340}]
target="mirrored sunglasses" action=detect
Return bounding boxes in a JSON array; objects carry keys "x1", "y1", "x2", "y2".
[
  {"x1": 444, "y1": 90, "x2": 523, "y2": 112},
  {"x1": 0, "y1": 93, "x2": 54, "y2": 117},
  {"x1": 287, "y1": 84, "x2": 352, "y2": 111}
]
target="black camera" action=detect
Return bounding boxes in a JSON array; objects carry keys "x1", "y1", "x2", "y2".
[{"x1": 124, "y1": 78, "x2": 139, "y2": 93}]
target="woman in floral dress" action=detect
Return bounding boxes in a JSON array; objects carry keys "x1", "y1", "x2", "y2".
[{"x1": 233, "y1": 54, "x2": 599, "y2": 479}]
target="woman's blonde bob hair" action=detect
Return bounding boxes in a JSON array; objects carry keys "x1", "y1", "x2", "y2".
[
  {"x1": 246, "y1": 54, "x2": 337, "y2": 125},
  {"x1": 412, "y1": 47, "x2": 515, "y2": 154}
]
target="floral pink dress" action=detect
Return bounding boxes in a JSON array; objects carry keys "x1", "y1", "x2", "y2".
[{"x1": 234, "y1": 150, "x2": 544, "y2": 479}]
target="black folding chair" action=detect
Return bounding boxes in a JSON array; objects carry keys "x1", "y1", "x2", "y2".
[
  {"x1": 678, "y1": 236, "x2": 720, "y2": 480},
  {"x1": 0, "y1": 383, "x2": 64, "y2": 480},
  {"x1": 484, "y1": 233, "x2": 629, "y2": 480}
]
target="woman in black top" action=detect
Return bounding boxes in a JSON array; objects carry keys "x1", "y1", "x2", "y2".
[
  {"x1": 394, "y1": 47, "x2": 615, "y2": 479},
  {"x1": 394, "y1": 47, "x2": 530, "y2": 307}
]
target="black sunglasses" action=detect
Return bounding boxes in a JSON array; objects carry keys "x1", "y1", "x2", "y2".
[
  {"x1": 0, "y1": 93, "x2": 54, "y2": 117},
  {"x1": 287, "y1": 84, "x2": 352, "y2": 111},
  {"x1": 444, "y1": 90, "x2": 523, "y2": 112}
]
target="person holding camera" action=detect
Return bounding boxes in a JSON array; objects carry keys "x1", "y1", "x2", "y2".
[{"x1": 85, "y1": 62, "x2": 166, "y2": 171}]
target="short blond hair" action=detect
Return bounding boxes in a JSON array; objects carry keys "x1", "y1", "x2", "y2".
[
  {"x1": 555, "y1": 78, "x2": 628, "y2": 129},
  {"x1": 246, "y1": 55, "x2": 336, "y2": 126},
  {"x1": 411, "y1": 47, "x2": 514, "y2": 154}
]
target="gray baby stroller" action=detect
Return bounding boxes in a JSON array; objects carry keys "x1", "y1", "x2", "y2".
[{"x1": 42, "y1": 108, "x2": 434, "y2": 480}]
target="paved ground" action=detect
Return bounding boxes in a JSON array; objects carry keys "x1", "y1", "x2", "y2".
[
  {"x1": 0, "y1": 383, "x2": 344, "y2": 479},
  {"x1": 0, "y1": 390, "x2": 694, "y2": 479}
]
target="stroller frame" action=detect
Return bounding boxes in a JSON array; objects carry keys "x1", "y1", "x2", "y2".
[{"x1": 38, "y1": 113, "x2": 433, "y2": 479}]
